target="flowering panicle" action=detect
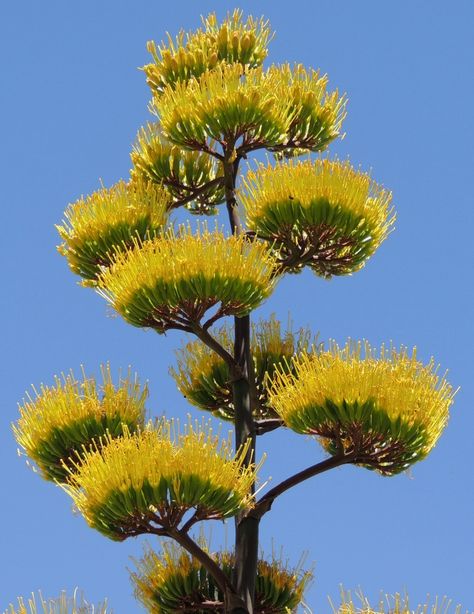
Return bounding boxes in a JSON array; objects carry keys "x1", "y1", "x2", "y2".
[
  {"x1": 269, "y1": 341, "x2": 455, "y2": 474},
  {"x1": 241, "y1": 158, "x2": 394, "y2": 277},
  {"x1": 143, "y1": 9, "x2": 272, "y2": 95},
  {"x1": 97, "y1": 224, "x2": 277, "y2": 332},
  {"x1": 13, "y1": 365, "x2": 147, "y2": 482},
  {"x1": 131, "y1": 543, "x2": 311, "y2": 613},
  {"x1": 57, "y1": 177, "x2": 170, "y2": 283},
  {"x1": 62, "y1": 421, "x2": 261, "y2": 540},
  {"x1": 131, "y1": 122, "x2": 224, "y2": 215},
  {"x1": 171, "y1": 315, "x2": 316, "y2": 422}
]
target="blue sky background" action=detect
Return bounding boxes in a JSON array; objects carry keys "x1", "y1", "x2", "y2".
[{"x1": 2, "y1": 1, "x2": 473, "y2": 611}]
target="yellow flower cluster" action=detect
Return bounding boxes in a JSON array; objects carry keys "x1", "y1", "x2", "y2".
[
  {"x1": 132, "y1": 543, "x2": 311, "y2": 613},
  {"x1": 13, "y1": 365, "x2": 147, "y2": 482},
  {"x1": 171, "y1": 315, "x2": 313, "y2": 421},
  {"x1": 97, "y1": 225, "x2": 276, "y2": 331},
  {"x1": 57, "y1": 177, "x2": 170, "y2": 283},
  {"x1": 62, "y1": 422, "x2": 260, "y2": 539},
  {"x1": 154, "y1": 63, "x2": 345, "y2": 156},
  {"x1": 4, "y1": 590, "x2": 109, "y2": 614},
  {"x1": 241, "y1": 158, "x2": 394, "y2": 277},
  {"x1": 131, "y1": 122, "x2": 224, "y2": 214},
  {"x1": 269, "y1": 341, "x2": 455, "y2": 474},
  {"x1": 333, "y1": 590, "x2": 469, "y2": 614},
  {"x1": 143, "y1": 9, "x2": 272, "y2": 95}
]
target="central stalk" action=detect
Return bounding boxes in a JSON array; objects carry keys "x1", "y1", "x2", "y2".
[{"x1": 223, "y1": 152, "x2": 259, "y2": 614}]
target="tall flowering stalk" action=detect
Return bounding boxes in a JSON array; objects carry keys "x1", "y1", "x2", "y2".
[{"x1": 11, "y1": 9, "x2": 464, "y2": 614}]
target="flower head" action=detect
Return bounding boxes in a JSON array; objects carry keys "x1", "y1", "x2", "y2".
[
  {"x1": 241, "y1": 158, "x2": 394, "y2": 278},
  {"x1": 97, "y1": 224, "x2": 276, "y2": 332},
  {"x1": 153, "y1": 62, "x2": 345, "y2": 156},
  {"x1": 62, "y1": 421, "x2": 260, "y2": 540},
  {"x1": 131, "y1": 543, "x2": 311, "y2": 613},
  {"x1": 4, "y1": 589, "x2": 109, "y2": 614},
  {"x1": 13, "y1": 365, "x2": 147, "y2": 482},
  {"x1": 57, "y1": 178, "x2": 169, "y2": 284},
  {"x1": 171, "y1": 315, "x2": 316, "y2": 422},
  {"x1": 131, "y1": 122, "x2": 224, "y2": 215},
  {"x1": 333, "y1": 589, "x2": 469, "y2": 614},
  {"x1": 269, "y1": 341, "x2": 455, "y2": 475},
  {"x1": 143, "y1": 10, "x2": 272, "y2": 95}
]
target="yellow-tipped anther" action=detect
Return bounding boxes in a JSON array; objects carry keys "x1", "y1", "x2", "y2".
[
  {"x1": 13, "y1": 365, "x2": 147, "y2": 482},
  {"x1": 269, "y1": 341, "x2": 455, "y2": 475},
  {"x1": 241, "y1": 158, "x2": 394, "y2": 277},
  {"x1": 62, "y1": 421, "x2": 261, "y2": 540},
  {"x1": 57, "y1": 177, "x2": 170, "y2": 283},
  {"x1": 97, "y1": 224, "x2": 276, "y2": 332}
]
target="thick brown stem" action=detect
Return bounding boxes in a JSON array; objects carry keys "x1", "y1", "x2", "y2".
[{"x1": 223, "y1": 153, "x2": 258, "y2": 614}]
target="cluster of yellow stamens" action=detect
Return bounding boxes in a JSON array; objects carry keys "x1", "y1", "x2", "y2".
[
  {"x1": 144, "y1": 10, "x2": 272, "y2": 95},
  {"x1": 241, "y1": 158, "x2": 394, "y2": 277},
  {"x1": 132, "y1": 543, "x2": 311, "y2": 613},
  {"x1": 131, "y1": 122, "x2": 224, "y2": 214},
  {"x1": 4, "y1": 589, "x2": 109, "y2": 614},
  {"x1": 171, "y1": 315, "x2": 314, "y2": 421},
  {"x1": 13, "y1": 365, "x2": 147, "y2": 482},
  {"x1": 269, "y1": 341, "x2": 455, "y2": 474},
  {"x1": 57, "y1": 177, "x2": 170, "y2": 282},
  {"x1": 62, "y1": 422, "x2": 261, "y2": 540},
  {"x1": 333, "y1": 589, "x2": 468, "y2": 614},
  {"x1": 97, "y1": 224, "x2": 277, "y2": 331}
]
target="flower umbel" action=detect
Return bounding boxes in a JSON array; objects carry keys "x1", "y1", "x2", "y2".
[
  {"x1": 4, "y1": 589, "x2": 109, "y2": 614},
  {"x1": 13, "y1": 365, "x2": 147, "y2": 482},
  {"x1": 97, "y1": 224, "x2": 276, "y2": 332},
  {"x1": 241, "y1": 158, "x2": 394, "y2": 278},
  {"x1": 131, "y1": 542, "x2": 311, "y2": 613},
  {"x1": 333, "y1": 588, "x2": 470, "y2": 614},
  {"x1": 144, "y1": 9, "x2": 272, "y2": 95},
  {"x1": 57, "y1": 177, "x2": 170, "y2": 283},
  {"x1": 62, "y1": 421, "x2": 261, "y2": 540},
  {"x1": 131, "y1": 122, "x2": 225, "y2": 215},
  {"x1": 171, "y1": 315, "x2": 316, "y2": 422},
  {"x1": 269, "y1": 341, "x2": 455, "y2": 475}
]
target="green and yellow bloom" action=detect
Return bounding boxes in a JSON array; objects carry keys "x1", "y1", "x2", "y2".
[
  {"x1": 153, "y1": 63, "x2": 345, "y2": 156},
  {"x1": 57, "y1": 177, "x2": 170, "y2": 284},
  {"x1": 171, "y1": 315, "x2": 316, "y2": 422},
  {"x1": 4, "y1": 589, "x2": 109, "y2": 614},
  {"x1": 131, "y1": 122, "x2": 225, "y2": 215},
  {"x1": 132, "y1": 543, "x2": 311, "y2": 613},
  {"x1": 241, "y1": 158, "x2": 394, "y2": 278},
  {"x1": 62, "y1": 422, "x2": 260, "y2": 540},
  {"x1": 269, "y1": 341, "x2": 455, "y2": 475},
  {"x1": 333, "y1": 589, "x2": 469, "y2": 614},
  {"x1": 144, "y1": 10, "x2": 272, "y2": 95},
  {"x1": 97, "y1": 225, "x2": 276, "y2": 332},
  {"x1": 13, "y1": 365, "x2": 147, "y2": 483}
]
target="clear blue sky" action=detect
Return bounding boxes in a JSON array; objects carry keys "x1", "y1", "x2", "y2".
[{"x1": 2, "y1": 1, "x2": 473, "y2": 611}]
